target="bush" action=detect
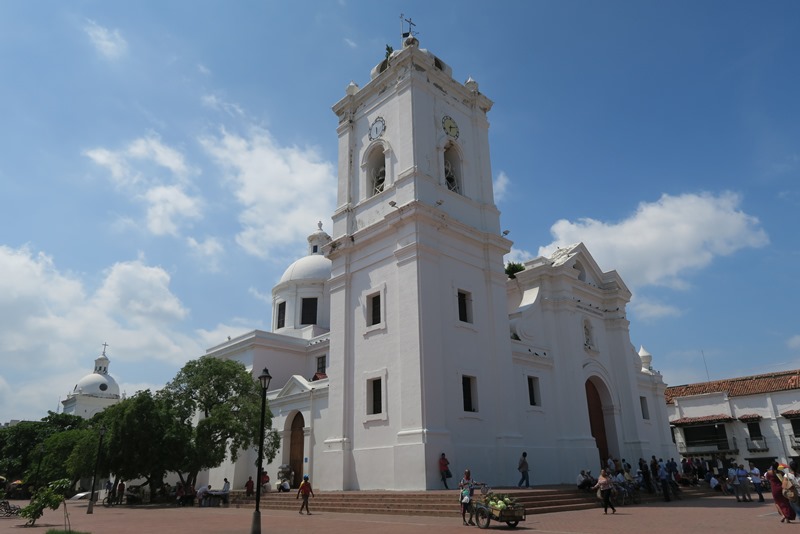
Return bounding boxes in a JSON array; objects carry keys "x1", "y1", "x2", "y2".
[{"x1": 20, "y1": 479, "x2": 70, "y2": 527}]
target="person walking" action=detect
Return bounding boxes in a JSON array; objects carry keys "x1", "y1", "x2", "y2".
[
  {"x1": 749, "y1": 462, "x2": 765, "y2": 502},
  {"x1": 766, "y1": 462, "x2": 796, "y2": 523},
  {"x1": 245, "y1": 476, "x2": 254, "y2": 497},
  {"x1": 296, "y1": 474, "x2": 314, "y2": 515},
  {"x1": 459, "y1": 469, "x2": 479, "y2": 526},
  {"x1": 438, "y1": 453, "x2": 451, "y2": 489},
  {"x1": 591, "y1": 469, "x2": 616, "y2": 515},
  {"x1": 517, "y1": 452, "x2": 530, "y2": 488}
]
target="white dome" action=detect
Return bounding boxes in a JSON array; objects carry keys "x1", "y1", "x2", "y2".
[
  {"x1": 279, "y1": 254, "x2": 331, "y2": 284},
  {"x1": 74, "y1": 372, "x2": 120, "y2": 398}
]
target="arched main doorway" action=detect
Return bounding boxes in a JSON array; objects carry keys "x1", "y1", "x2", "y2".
[
  {"x1": 289, "y1": 412, "x2": 305, "y2": 488},
  {"x1": 585, "y1": 379, "x2": 609, "y2": 464}
]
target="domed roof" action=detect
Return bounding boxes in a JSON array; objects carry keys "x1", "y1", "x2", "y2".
[
  {"x1": 74, "y1": 372, "x2": 120, "y2": 398},
  {"x1": 279, "y1": 254, "x2": 331, "y2": 284}
]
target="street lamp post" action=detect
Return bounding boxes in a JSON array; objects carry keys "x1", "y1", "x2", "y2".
[
  {"x1": 251, "y1": 367, "x2": 272, "y2": 534},
  {"x1": 86, "y1": 426, "x2": 106, "y2": 514}
]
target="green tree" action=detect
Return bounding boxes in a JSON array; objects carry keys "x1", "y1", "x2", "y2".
[
  {"x1": 0, "y1": 412, "x2": 85, "y2": 488},
  {"x1": 505, "y1": 261, "x2": 525, "y2": 279},
  {"x1": 161, "y1": 357, "x2": 279, "y2": 487},
  {"x1": 92, "y1": 390, "x2": 183, "y2": 498}
]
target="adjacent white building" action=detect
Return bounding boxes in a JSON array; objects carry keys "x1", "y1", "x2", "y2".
[
  {"x1": 203, "y1": 36, "x2": 677, "y2": 491},
  {"x1": 666, "y1": 369, "x2": 800, "y2": 470}
]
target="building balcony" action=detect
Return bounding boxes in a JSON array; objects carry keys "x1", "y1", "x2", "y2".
[
  {"x1": 677, "y1": 437, "x2": 738, "y2": 455},
  {"x1": 745, "y1": 437, "x2": 769, "y2": 452}
]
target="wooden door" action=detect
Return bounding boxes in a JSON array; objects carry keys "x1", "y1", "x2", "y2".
[
  {"x1": 585, "y1": 379, "x2": 609, "y2": 466},
  {"x1": 289, "y1": 413, "x2": 305, "y2": 488}
]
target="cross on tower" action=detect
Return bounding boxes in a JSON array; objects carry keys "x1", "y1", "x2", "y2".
[
  {"x1": 399, "y1": 13, "x2": 417, "y2": 39},
  {"x1": 101, "y1": 342, "x2": 109, "y2": 356}
]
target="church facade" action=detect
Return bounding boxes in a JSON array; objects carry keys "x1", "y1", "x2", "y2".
[{"x1": 202, "y1": 37, "x2": 676, "y2": 491}]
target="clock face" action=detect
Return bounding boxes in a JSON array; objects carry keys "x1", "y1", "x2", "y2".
[
  {"x1": 369, "y1": 117, "x2": 386, "y2": 140},
  {"x1": 442, "y1": 116, "x2": 459, "y2": 139}
]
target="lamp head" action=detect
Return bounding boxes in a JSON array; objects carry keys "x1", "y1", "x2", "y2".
[
  {"x1": 388, "y1": 200, "x2": 397, "y2": 207},
  {"x1": 258, "y1": 367, "x2": 272, "y2": 390}
]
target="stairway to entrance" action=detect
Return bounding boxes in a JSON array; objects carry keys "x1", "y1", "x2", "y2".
[{"x1": 229, "y1": 484, "x2": 717, "y2": 517}]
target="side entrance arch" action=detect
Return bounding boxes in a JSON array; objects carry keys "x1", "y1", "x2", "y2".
[
  {"x1": 585, "y1": 378, "x2": 610, "y2": 464},
  {"x1": 289, "y1": 412, "x2": 305, "y2": 488}
]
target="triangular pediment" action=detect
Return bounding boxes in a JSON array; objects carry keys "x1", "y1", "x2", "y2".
[
  {"x1": 275, "y1": 375, "x2": 329, "y2": 399},
  {"x1": 547, "y1": 243, "x2": 630, "y2": 296}
]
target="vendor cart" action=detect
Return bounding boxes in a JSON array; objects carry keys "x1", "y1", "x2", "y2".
[{"x1": 472, "y1": 486, "x2": 526, "y2": 529}]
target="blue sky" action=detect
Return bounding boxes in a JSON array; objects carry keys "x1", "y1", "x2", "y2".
[{"x1": 1, "y1": 1, "x2": 798, "y2": 423}]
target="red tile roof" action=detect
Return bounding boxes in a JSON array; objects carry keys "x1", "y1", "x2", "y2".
[
  {"x1": 737, "y1": 414, "x2": 762, "y2": 422},
  {"x1": 665, "y1": 369, "x2": 800, "y2": 404},
  {"x1": 781, "y1": 409, "x2": 800, "y2": 419},
  {"x1": 669, "y1": 414, "x2": 734, "y2": 426}
]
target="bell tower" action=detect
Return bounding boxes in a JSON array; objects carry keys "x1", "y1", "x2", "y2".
[{"x1": 320, "y1": 34, "x2": 515, "y2": 490}]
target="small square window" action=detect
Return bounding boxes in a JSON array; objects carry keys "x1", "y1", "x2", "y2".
[
  {"x1": 462, "y1": 375, "x2": 478, "y2": 412},
  {"x1": 527, "y1": 376, "x2": 540, "y2": 406},
  {"x1": 301, "y1": 298, "x2": 318, "y2": 325},
  {"x1": 367, "y1": 377, "x2": 382, "y2": 415},
  {"x1": 316, "y1": 355, "x2": 326, "y2": 374},
  {"x1": 640, "y1": 396, "x2": 650, "y2": 420},
  {"x1": 276, "y1": 301, "x2": 286, "y2": 329},
  {"x1": 457, "y1": 290, "x2": 472, "y2": 323}
]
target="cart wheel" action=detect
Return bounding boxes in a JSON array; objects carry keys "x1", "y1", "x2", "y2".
[
  {"x1": 506, "y1": 521, "x2": 519, "y2": 528},
  {"x1": 475, "y1": 508, "x2": 491, "y2": 529}
]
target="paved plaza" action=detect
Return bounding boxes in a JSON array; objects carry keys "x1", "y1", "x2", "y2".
[{"x1": 0, "y1": 494, "x2": 793, "y2": 534}]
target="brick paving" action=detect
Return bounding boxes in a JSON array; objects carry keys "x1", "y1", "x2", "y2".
[{"x1": 0, "y1": 494, "x2": 793, "y2": 534}]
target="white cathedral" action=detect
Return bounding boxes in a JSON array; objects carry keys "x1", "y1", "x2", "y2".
[{"x1": 202, "y1": 36, "x2": 677, "y2": 491}]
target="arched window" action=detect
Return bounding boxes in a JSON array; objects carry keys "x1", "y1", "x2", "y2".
[
  {"x1": 443, "y1": 144, "x2": 462, "y2": 194},
  {"x1": 367, "y1": 145, "x2": 386, "y2": 197}
]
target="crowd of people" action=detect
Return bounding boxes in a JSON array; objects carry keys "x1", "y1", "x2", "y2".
[{"x1": 572, "y1": 455, "x2": 800, "y2": 520}]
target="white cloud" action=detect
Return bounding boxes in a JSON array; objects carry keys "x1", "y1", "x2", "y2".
[
  {"x1": 0, "y1": 246, "x2": 203, "y2": 422},
  {"x1": 201, "y1": 94, "x2": 244, "y2": 118},
  {"x1": 493, "y1": 171, "x2": 510, "y2": 202},
  {"x1": 538, "y1": 192, "x2": 769, "y2": 290},
  {"x1": 504, "y1": 246, "x2": 535, "y2": 265},
  {"x1": 788, "y1": 335, "x2": 800, "y2": 350},
  {"x1": 197, "y1": 63, "x2": 211, "y2": 75},
  {"x1": 84, "y1": 19, "x2": 127, "y2": 60},
  {"x1": 200, "y1": 127, "x2": 336, "y2": 259},
  {"x1": 143, "y1": 185, "x2": 202, "y2": 236},
  {"x1": 187, "y1": 236, "x2": 224, "y2": 272},
  {"x1": 86, "y1": 135, "x2": 201, "y2": 237},
  {"x1": 629, "y1": 297, "x2": 682, "y2": 321},
  {"x1": 344, "y1": 38, "x2": 357, "y2": 48}
]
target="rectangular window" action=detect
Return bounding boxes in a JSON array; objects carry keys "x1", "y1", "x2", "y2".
[
  {"x1": 462, "y1": 375, "x2": 478, "y2": 412},
  {"x1": 316, "y1": 355, "x2": 326, "y2": 374},
  {"x1": 301, "y1": 298, "x2": 318, "y2": 325},
  {"x1": 527, "y1": 376, "x2": 540, "y2": 406},
  {"x1": 367, "y1": 377, "x2": 382, "y2": 415},
  {"x1": 368, "y1": 293, "x2": 381, "y2": 326},
  {"x1": 457, "y1": 290, "x2": 472, "y2": 323},
  {"x1": 640, "y1": 396, "x2": 650, "y2": 420},
  {"x1": 792, "y1": 419, "x2": 800, "y2": 436},
  {"x1": 276, "y1": 301, "x2": 286, "y2": 329},
  {"x1": 747, "y1": 422, "x2": 763, "y2": 438}
]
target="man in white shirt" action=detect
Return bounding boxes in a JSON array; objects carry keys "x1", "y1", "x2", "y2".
[
  {"x1": 576, "y1": 470, "x2": 592, "y2": 491},
  {"x1": 748, "y1": 463, "x2": 765, "y2": 502}
]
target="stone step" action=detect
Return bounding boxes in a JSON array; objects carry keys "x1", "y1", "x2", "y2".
[{"x1": 228, "y1": 484, "x2": 719, "y2": 517}]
